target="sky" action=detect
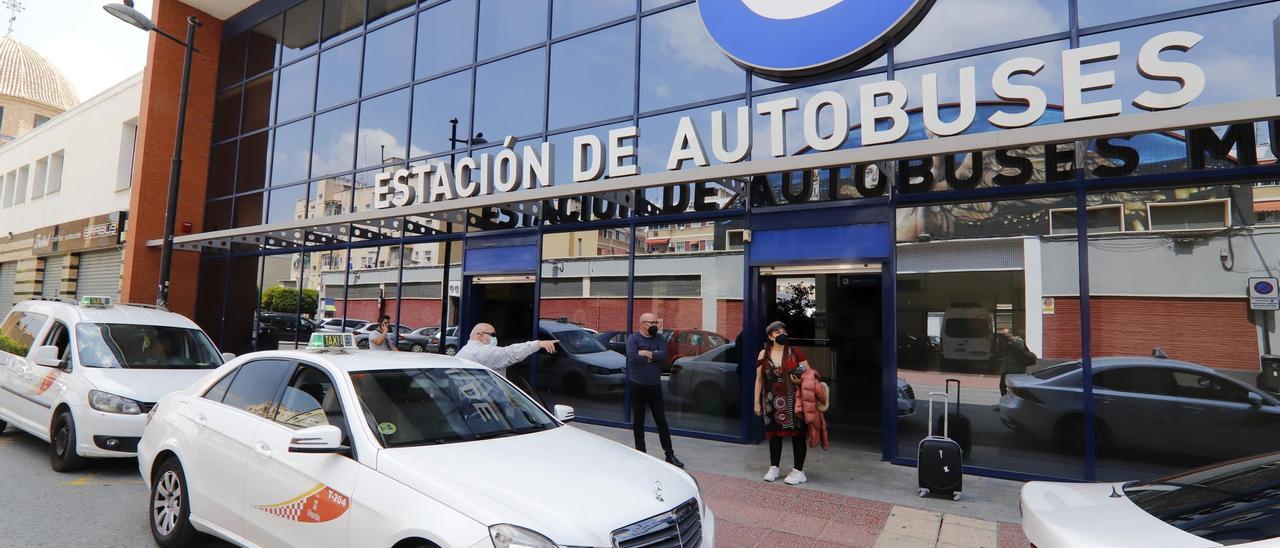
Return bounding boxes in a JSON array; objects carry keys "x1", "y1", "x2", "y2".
[{"x1": 7, "y1": 0, "x2": 154, "y2": 103}]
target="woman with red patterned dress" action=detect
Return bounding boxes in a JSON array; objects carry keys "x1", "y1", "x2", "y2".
[{"x1": 754, "y1": 320, "x2": 811, "y2": 485}]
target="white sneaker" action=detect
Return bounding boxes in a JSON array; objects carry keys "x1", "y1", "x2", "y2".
[
  {"x1": 763, "y1": 466, "x2": 780, "y2": 482},
  {"x1": 784, "y1": 470, "x2": 807, "y2": 485}
]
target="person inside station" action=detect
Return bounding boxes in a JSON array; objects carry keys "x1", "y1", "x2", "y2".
[{"x1": 627, "y1": 312, "x2": 684, "y2": 468}]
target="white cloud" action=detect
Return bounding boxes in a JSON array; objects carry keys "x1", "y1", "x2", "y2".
[
  {"x1": 895, "y1": 0, "x2": 1061, "y2": 61},
  {"x1": 11, "y1": 0, "x2": 153, "y2": 102}
]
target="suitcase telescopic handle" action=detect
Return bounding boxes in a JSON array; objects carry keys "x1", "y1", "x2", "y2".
[
  {"x1": 946, "y1": 378, "x2": 961, "y2": 411},
  {"x1": 927, "y1": 391, "x2": 949, "y2": 439}
]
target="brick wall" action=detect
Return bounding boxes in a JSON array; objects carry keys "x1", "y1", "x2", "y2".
[
  {"x1": 1043, "y1": 296, "x2": 1258, "y2": 371},
  {"x1": 333, "y1": 298, "x2": 443, "y2": 328}
]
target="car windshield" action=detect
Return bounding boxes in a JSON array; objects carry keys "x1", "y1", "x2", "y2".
[
  {"x1": 1123, "y1": 453, "x2": 1280, "y2": 544},
  {"x1": 350, "y1": 368, "x2": 557, "y2": 448},
  {"x1": 75, "y1": 323, "x2": 223, "y2": 369},
  {"x1": 1031, "y1": 361, "x2": 1082, "y2": 380},
  {"x1": 944, "y1": 318, "x2": 989, "y2": 338},
  {"x1": 550, "y1": 328, "x2": 606, "y2": 354}
]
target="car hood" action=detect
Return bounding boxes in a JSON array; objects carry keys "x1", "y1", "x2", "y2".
[
  {"x1": 1022, "y1": 481, "x2": 1218, "y2": 548},
  {"x1": 376, "y1": 426, "x2": 698, "y2": 547},
  {"x1": 567, "y1": 350, "x2": 626, "y2": 370},
  {"x1": 78, "y1": 368, "x2": 215, "y2": 403}
]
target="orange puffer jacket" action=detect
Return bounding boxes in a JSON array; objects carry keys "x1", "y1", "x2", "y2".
[{"x1": 795, "y1": 368, "x2": 830, "y2": 450}]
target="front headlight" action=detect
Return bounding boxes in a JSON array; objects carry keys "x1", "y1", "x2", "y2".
[
  {"x1": 88, "y1": 390, "x2": 143, "y2": 415},
  {"x1": 489, "y1": 524, "x2": 557, "y2": 548}
]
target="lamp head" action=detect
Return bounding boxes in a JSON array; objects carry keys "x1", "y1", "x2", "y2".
[{"x1": 103, "y1": 2, "x2": 155, "y2": 32}]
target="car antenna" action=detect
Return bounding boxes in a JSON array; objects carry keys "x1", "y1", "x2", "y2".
[
  {"x1": 1152, "y1": 347, "x2": 1168, "y2": 359},
  {"x1": 1109, "y1": 485, "x2": 1122, "y2": 498}
]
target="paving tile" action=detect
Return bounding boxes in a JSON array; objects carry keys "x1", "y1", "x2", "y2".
[
  {"x1": 715, "y1": 519, "x2": 770, "y2": 548},
  {"x1": 998, "y1": 522, "x2": 1031, "y2": 548},
  {"x1": 712, "y1": 481, "x2": 759, "y2": 501},
  {"x1": 800, "y1": 488, "x2": 852, "y2": 504},
  {"x1": 706, "y1": 497, "x2": 764, "y2": 525},
  {"x1": 777, "y1": 513, "x2": 831, "y2": 538},
  {"x1": 938, "y1": 522, "x2": 998, "y2": 548},
  {"x1": 831, "y1": 506, "x2": 890, "y2": 528},
  {"x1": 787, "y1": 499, "x2": 842, "y2": 520},
  {"x1": 747, "y1": 488, "x2": 798, "y2": 509},
  {"x1": 812, "y1": 540, "x2": 872, "y2": 548},
  {"x1": 841, "y1": 497, "x2": 894, "y2": 514},
  {"x1": 881, "y1": 507, "x2": 941, "y2": 542},
  {"x1": 759, "y1": 529, "x2": 819, "y2": 548},
  {"x1": 819, "y1": 520, "x2": 882, "y2": 547},
  {"x1": 873, "y1": 532, "x2": 937, "y2": 548},
  {"x1": 943, "y1": 514, "x2": 998, "y2": 532},
  {"x1": 889, "y1": 506, "x2": 943, "y2": 522}
]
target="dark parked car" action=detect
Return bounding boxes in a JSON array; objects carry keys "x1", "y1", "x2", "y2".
[
  {"x1": 397, "y1": 326, "x2": 440, "y2": 352},
  {"x1": 1000, "y1": 356, "x2": 1280, "y2": 459},
  {"x1": 537, "y1": 319, "x2": 625, "y2": 398},
  {"x1": 258, "y1": 312, "x2": 316, "y2": 341}
]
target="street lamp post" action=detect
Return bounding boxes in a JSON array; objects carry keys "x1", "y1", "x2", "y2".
[
  {"x1": 439, "y1": 118, "x2": 485, "y2": 353},
  {"x1": 104, "y1": 1, "x2": 200, "y2": 309}
]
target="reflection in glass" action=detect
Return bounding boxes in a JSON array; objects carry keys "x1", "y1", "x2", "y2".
[
  {"x1": 549, "y1": 23, "x2": 635, "y2": 130},
  {"x1": 311, "y1": 105, "x2": 358, "y2": 178},
  {"x1": 321, "y1": 0, "x2": 364, "y2": 45},
  {"x1": 1078, "y1": 0, "x2": 1228, "y2": 27},
  {"x1": 213, "y1": 87, "x2": 242, "y2": 142},
  {"x1": 410, "y1": 71, "x2": 473, "y2": 157},
  {"x1": 367, "y1": 0, "x2": 416, "y2": 26},
  {"x1": 308, "y1": 175, "x2": 353, "y2": 219},
  {"x1": 640, "y1": 4, "x2": 744, "y2": 112},
  {"x1": 362, "y1": 17, "x2": 414, "y2": 96},
  {"x1": 218, "y1": 33, "x2": 247, "y2": 89},
  {"x1": 416, "y1": 0, "x2": 477, "y2": 79},
  {"x1": 238, "y1": 132, "x2": 271, "y2": 193},
  {"x1": 316, "y1": 38, "x2": 361, "y2": 110},
  {"x1": 267, "y1": 183, "x2": 310, "y2": 224},
  {"x1": 276, "y1": 56, "x2": 317, "y2": 122},
  {"x1": 552, "y1": 0, "x2": 633, "y2": 37},
  {"x1": 478, "y1": 0, "x2": 548, "y2": 60},
  {"x1": 272, "y1": 119, "x2": 313, "y2": 185},
  {"x1": 208, "y1": 142, "x2": 237, "y2": 198},
  {"x1": 234, "y1": 191, "x2": 265, "y2": 227},
  {"x1": 246, "y1": 14, "x2": 284, "y2": 76},
  {"x1": 281, "y1": 0, "x2": 322, "y2": 63},
  {"x1": 893, "y1": 0, "x2": 1067, "y2": 62},
  {"x1": 241, "y1": 73, "x2": 276, "y2": 133},
  {"x1": 474, "y1": 49, "x2": 546, "y2": 140},
  {"x1": 205, "y1": 198, "x2": 233, "y2": 233},
  {"x1": 357, "y1": 89, "x2": 411, "y2": 168}
]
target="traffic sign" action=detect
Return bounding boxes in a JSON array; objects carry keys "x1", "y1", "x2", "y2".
[{"x1": 1249, "y1": 277, "x2": 1279, "y2": 310}]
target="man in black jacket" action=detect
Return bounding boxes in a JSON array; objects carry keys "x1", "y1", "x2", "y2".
[{"x1": 626, "y1": 312, "x2": 683, "y2": 467}]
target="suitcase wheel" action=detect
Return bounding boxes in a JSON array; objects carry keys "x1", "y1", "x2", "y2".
[
  {"x1": 918, "y1": 488, "x2": 929, "y2": 498},
  {"x1": 952, "y1": 491, "x2": 962, "y2": 501}
]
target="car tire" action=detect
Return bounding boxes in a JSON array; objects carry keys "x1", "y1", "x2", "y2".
[
  {"x1": 0, "y1": 418, "x2": 7, "y2": 433},
  {"x1": 445, "y1": 346, "x2": 457, "y2": 356},
  {"x1": 357, "y1": 339, "x2": 370, "y2": 349},
  {"x1": 1055, "y1": 415, "x2": 1105, "y2": 456},
  {"x1": 49, "y1": 411, "x2": 86, "y2": 472},
  {"x1": 150, "y1": 458, "x2": 202, "y2": 547},
  {"x1": 410, "y1": 343, "x2": 425, "y2": 353}
]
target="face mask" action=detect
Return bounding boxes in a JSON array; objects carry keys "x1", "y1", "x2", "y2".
[
  {"x1": 774, "y1": 334, "x2": 789, "y2": 346},
  {"x1": 647, "y1": 325, "x2": 659, "y2": 336},
  {"x1": 488, "y1": 336, "x2": 498, "y2": 347}
]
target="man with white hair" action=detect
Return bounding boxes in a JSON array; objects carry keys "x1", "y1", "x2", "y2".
[{"x1": 455, "y1": 322, "x2": 557, "y2": 376}]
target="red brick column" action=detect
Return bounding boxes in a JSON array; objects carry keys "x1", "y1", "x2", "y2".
[{"x1": 121, "y1": 0, "x2": 223, "y2": 318}]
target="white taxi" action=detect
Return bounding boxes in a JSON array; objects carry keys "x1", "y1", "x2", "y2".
[
  {"x1": 0, "y1": 297, "x2": 227, "y2": 471},
  {"x1": 138, "y1": 334, "x2": 713, "y2": 548}
]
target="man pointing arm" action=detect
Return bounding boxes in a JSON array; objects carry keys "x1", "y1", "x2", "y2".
[{"x1": 454, "y1": 323, "x2": 557, "y2": 375}]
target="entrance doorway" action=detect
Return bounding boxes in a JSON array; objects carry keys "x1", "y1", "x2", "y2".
[
  {"x1": 463, "y1": 275, "x2": 537, "y2": 388},
  {"x1": 758, "y1": 265, "x2": 884, "y2": 448}
]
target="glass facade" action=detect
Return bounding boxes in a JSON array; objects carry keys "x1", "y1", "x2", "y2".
[{"x1": 199, "y1": 0, "x2": 1280, "y2": 480}]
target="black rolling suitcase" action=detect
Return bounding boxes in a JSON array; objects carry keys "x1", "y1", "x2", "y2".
[
  {"x1": 918, "y1": 391, "x2": 963, "y2": 501},
  {"x1": 944, "y1": 378, "x2": 973, "y2": 459}
]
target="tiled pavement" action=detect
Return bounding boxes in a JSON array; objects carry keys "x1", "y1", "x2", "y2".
[{"x1": 693, "y1": 470, "x2": 1030, "y2": 548}]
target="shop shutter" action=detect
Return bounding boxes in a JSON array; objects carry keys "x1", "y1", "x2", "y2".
[
  {"x1": 76, "y1": 249, "x2": 123, "y2": 301},
  {"x1": 41, "y1": 255, "x2": 64, "y2": 299},
  {"x1": 0, "y1": 261, "x2": 15, "y2": 317}
]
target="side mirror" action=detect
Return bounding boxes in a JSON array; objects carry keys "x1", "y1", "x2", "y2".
[
  {"x1": 288, "y1": 424, "x2": 348, "y2": 454},
  {"x1": 553, "y1": 404, "x2": 575, "y2": 422},
  {"x1": 1248, "y1": 392, "x2": 1264, "y2": 409},
  {"x1": 32, "y1": 345, "x2": 61, "y2": 368},
  {"x1": 221, "y1": 352, "x2": 236, "y2": 362}
]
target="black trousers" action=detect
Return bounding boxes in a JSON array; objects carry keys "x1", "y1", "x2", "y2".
[
  {"x1": 769, "y1": 432, "x2": 808, "y2": 470},
  {"x1": 631, "y1": 383, "x2": 674, "y2": 455}
]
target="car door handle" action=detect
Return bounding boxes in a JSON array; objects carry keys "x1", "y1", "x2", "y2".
[
  {"x1": 193, "y1": 413, "x2": 207, "y2": 427},
  {"x1": 254, "y1": 442, "x2": 272, "y2": 459}
]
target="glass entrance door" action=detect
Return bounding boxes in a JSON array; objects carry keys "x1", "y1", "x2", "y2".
[
  {"x1": 464, "y1": 275, "x2": 537, "y2": 393},
  {"x1": 758, "y1": 266, "x2": 884, "y2": 447}
]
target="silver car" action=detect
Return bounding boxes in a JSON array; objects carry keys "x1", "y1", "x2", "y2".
[{"x1": 1000, "y1": 357, "x2": 1280, "y2": 460}]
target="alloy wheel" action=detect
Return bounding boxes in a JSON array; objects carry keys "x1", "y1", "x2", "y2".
[{"x1": 152, "y1": 470, "x2": 183, "y2": 536}]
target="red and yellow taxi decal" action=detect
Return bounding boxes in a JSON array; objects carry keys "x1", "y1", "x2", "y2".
[
  {"x1": 254, "y1": 484, "x2": 350, "y2": 523},
  {"x1": 35, "y1": 370, "x2": 60, "y2": 396}
]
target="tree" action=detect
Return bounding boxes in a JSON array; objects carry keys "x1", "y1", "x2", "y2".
[
  {"x1": 261, "y1": 286, "x2": 319, "y2": 315},
  {"x1": 775, "y1": 281, "x2": 817, "y2": 335}
]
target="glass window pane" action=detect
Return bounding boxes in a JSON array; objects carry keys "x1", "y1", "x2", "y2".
[
  {"x1": 209, "y1": 141, "x2": 237, "y2": 198},
  {"x1": 893, "y1": 0, "x2": 1068, "y2": 62},
  {"x1": 549, "y1": 23, "x2": 635, "y2": 130},
  {"x1": 309, "y1": 175, "x2": 353, "y2": 219},
  {"x1": 362, "y1": 17, "x2": 415, "y2": 95},
  {"x1": 223, "y1": 360, "x2": 294, "y2": 417},
  {"x1": 237, "y1": 131, "x2": 271, "y2": 193},
  {"x1": 640, "y1": 4, "x2": 745, "y2": 112},
  {"x1": 545, "y1": 122, "x2": 633, "y2": 189},
  {"x1": 410, "y1": 71, "x2": 473, "y2": 157},
  {"x1": 641, "y1": 0, "x2": 678, "y2": 11},
  {"x1": 234, "y1": 191, "x2": 265, "y2": 227},
  {"x1": 357, "y1": 89, "x2": 411, "y2": 168},
  {"x1": 213, "y1": 87, "x2": 243, "y2": 142},
  {"x1": 242, "y1": 73, "x2": 276, "y2": 133},
  {"x1": 317, "y1": 38, "x2": 362, "y2": 110},
  {"x1": 272, "y1": 119, "x2": 313, "y2": 186},
  {"x1": 276, "y1": 56, "x2": 318, "y2": 122},
  {"x1": 1078, "y1": 0, "x2": 1234, "y2": 27},
  {"x1": 205, "y1": 198, "x2": 233, "y2": 232},
  {"x1": 282, "y1": 0, "x2": 322, "y2": 63},
  {"x1": 478, "y1": 0, "x2": 548, "y2": 59},
  {"x1": 552, "y1": 0, "x2": 632, "y2": 37},
  {"x1": 367, "y1": 0, "x2": 416, "y2": 26},
  {"x1": 474, "y1": 49, "x2": 546, "y2": 139},
  {"x1": 312, "y1": 104, "x2": 358, "y2": 178},
  {"x1": 267, "y1": 183, "x2": 310, "y2": 224},
  {"x1": 247, "y1": 14, "x2": 284, "y2": 76},
  {"x1": 415, "y1": 0, "x2": 477, "y2": 79},
  {"x1": 322, "y1": 0, "x2": 365, "y2": 45},
  {"x1": 897, "y1": 196, "x2": 1084, "y2": 479},
  {"x1": 218, "y1": 32, "x2": 248, "y2": 89}
]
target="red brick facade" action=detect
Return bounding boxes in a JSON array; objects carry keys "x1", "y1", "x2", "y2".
[{"x1": 1043, "y1": 296, "x2": 1259, "y2": 371}]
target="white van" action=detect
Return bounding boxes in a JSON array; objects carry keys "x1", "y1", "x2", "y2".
[
  {"x1": 941, "y1": 303, "x2": 994, "y2": 368},
  {"x1": 0, "y1": 297, "x2": 227, "y2": 471}
]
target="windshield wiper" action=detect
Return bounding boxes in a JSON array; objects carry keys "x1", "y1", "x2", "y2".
[
  {"x1": 471, "y1": 429, "x2": 517, "y2": 441},
  {"x1": 1124, "y1": 481, "x2": 1241, "y2": 497}
]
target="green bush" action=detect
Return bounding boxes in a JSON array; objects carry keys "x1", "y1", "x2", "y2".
[
  {"x1": 261, "y1": 287, "x2": 320, "y2": 315},
  {"x1": 0, "y1": 334, "x2": 30, "y2": 356}
]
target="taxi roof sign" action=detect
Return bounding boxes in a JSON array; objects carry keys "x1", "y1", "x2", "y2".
[
  {"x1": 79, "y1": 296, "x2": 112, "y2": 308},
  {"x1": 308, "y1": 333, "x2": 355, "y2": 352}
]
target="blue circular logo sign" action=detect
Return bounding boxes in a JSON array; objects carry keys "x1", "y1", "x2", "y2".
[
  {"x1": 1256, "y1": 281, "x2": 1275, "y2": 295},
  {"x1": 698, "y1": 0, "x2": 934, "y2": 77}
]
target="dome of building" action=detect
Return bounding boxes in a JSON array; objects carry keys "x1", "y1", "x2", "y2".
[{"x1": 0, "y1": 36, "x2": 79, "y2": 111}]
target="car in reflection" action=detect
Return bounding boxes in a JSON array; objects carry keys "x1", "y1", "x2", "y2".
[
  {"x1": 257, "y1": 312, "x2": 315, "y2": 342},
  {"x1": 315, "y1": 318, "x2": 368, "y2": 334},
  {"x1": 593, "y1": 329, "x2": 724, "y2": 374},
  {"x1": 1022, "y1": 451, "x2": 1280, "y2": 547},
  {"x1": 396, "y1": 326, "x2": 440, "y2": 352},
  {"x1": 1000, "y1": 356, "x2": 1280, "y2": 460},
  {"x1": 594, "y1": 330, "x2": 630, "y2": 355},
  {"x1": 666, "y1": 343, "x2": 918, "y2": 418},
  {"x1": 898, "y1": 331, "x2": 940, "y2": 366},
  {"x1": 427, "y1": 326, "x2": 459, "y2": 356},
  {"x1": 351, "y1": 322, "x2": 412, "y2": 349},
  {"x1": 536, "y1": 319, "x2": 626, "y2": 399}
]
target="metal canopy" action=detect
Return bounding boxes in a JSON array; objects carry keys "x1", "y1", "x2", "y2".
[{"x1": 153, "y1": 97, "x2": 1280, "y2": 252}]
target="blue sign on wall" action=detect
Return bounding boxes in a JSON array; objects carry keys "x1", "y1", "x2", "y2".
[{"x1": 698, "y1": 0, "x2": 934, "y2": 77}]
